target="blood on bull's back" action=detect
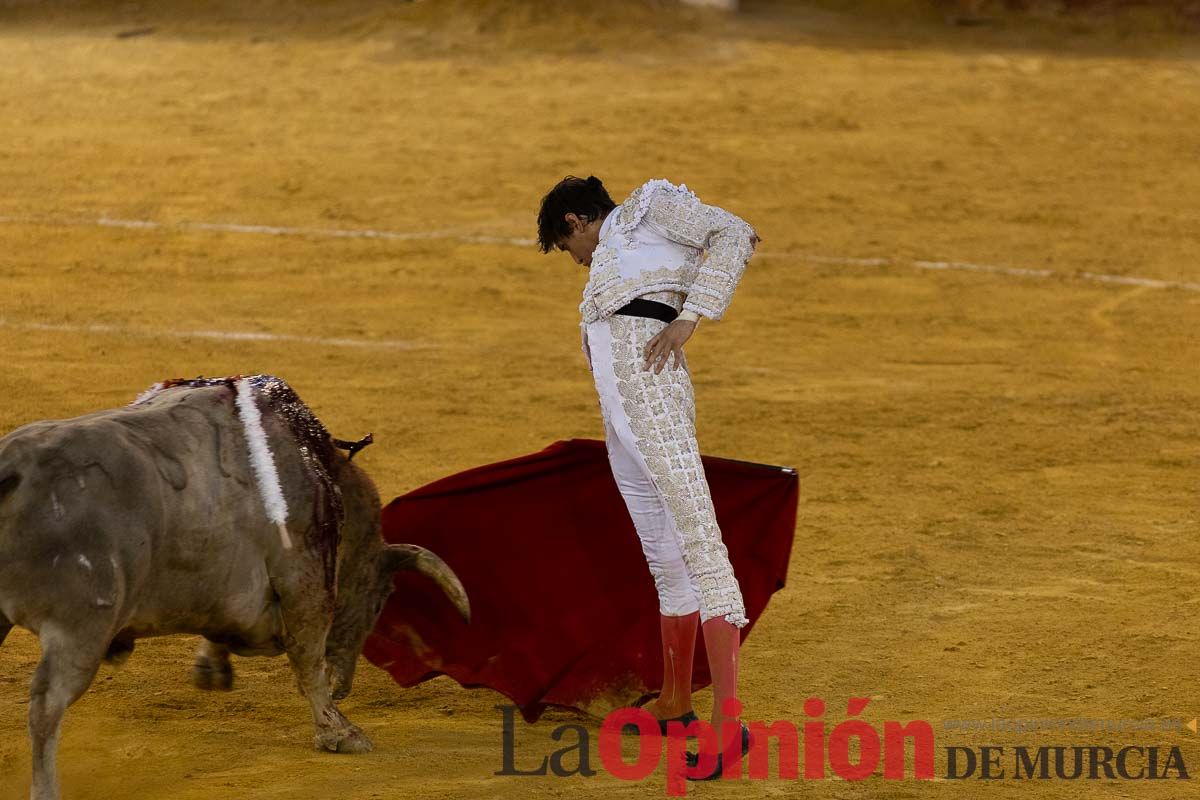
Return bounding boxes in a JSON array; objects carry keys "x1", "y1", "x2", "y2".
[{"x1": 0, "y1": 377, "x2": 469, "y2": 800}]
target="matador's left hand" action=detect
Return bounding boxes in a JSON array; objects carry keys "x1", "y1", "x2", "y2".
[{"x1": 643, "y1": 319, "x2": 697, "y2": 374}]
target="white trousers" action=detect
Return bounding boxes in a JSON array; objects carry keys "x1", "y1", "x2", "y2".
[{"x1": 583, "y1": 312, "x2": 748, "y2": 628}]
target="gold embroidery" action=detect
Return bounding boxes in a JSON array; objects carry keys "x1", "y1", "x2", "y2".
[
  {"x1": 643, "y1": 183, "x2": 756, "y2": 321},
  {"x1": 582, "y1": 267, "x2": 699, "y2": 321},
  {"x1": 606, "y1": 315, "x2": 748, "y2": 627},
  {"x1": 580, "y1": 179, "x2": 755, "y2": 323},
  {"x1": 639, "y1": 290, "x2": 685, "y2": 312}
]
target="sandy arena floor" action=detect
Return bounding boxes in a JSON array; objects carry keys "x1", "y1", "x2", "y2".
[{"x1": 1, "y1": 1, "x2": 1199, "y2": 798}]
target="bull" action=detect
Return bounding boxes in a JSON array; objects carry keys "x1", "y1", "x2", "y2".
[{"x1": 0, "y1": 376, "x2": 470, "y2": 800}]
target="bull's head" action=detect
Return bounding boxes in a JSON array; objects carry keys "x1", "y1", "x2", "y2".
[{"x1": 324, "y1": 456, "x2": 470, "y2": 700}]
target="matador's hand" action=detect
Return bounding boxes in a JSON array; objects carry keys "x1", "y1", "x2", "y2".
[{"x1": 643, "y1": 319, "x2": 697, "y2": 374}]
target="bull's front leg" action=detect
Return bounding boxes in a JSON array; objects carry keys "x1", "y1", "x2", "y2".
[
  {"x1": 273, "y1": 570, "x2": 372, "y2": 754},
  {"x1": 192, "y1": 640, "x2": 234, "y2": 691}
]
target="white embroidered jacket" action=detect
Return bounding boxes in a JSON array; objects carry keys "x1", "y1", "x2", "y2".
[{"x1": 579, "y1": 179, "x2": 757, "y2": 323}]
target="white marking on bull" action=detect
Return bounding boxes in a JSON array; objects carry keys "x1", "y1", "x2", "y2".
[
  {"x1": 0, "y1": 382, "x2": 472, "y2": 796},
  {"x1": 77, "y1": 554, "x2": 92, "y2": 571},
  {"x1": 234, "y1": 379, "x2": 293, "y2": 550},
  {"x1": 131, "y1": 382, "x2": 166, "y2": 406}
]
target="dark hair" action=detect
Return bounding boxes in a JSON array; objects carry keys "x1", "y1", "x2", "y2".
[{"x1": 536, "y1": 175, "x2": 616, "y2": 254}]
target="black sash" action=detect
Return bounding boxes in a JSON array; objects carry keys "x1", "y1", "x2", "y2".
[{"x1": 612, "y1": 298, "x2": 679, "y2": 324}]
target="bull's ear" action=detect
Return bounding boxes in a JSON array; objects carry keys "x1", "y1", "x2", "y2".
[{"x1": 381, "y1": 544, "x2": 471, "y2": 623}]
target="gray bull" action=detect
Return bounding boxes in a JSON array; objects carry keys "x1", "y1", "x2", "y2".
[{"x1": 0, "y1": 381, "x2": 470, "y2": 800}]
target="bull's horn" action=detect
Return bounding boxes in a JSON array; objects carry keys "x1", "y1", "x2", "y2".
[{"x1": 385, "y1": 544, "x2": 470, "y2": 623}]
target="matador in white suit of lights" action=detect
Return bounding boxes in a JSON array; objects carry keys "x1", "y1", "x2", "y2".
[{"x1": 537, "y1": 175, "x2": 759, "y2": 780}]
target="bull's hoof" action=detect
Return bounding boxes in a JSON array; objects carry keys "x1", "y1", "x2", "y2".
[
  {"x1": 193, "y1": 657, "x2": 234, "y2": 691},
  {"x1": 315, "y1": 725, "x2": 374, "y2": 754}
]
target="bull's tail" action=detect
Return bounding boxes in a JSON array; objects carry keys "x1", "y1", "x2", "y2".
[{"x1": 386, "y1": 544, "x2": 471, "y2": 623}]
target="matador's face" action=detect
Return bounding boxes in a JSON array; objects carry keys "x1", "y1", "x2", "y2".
[{"x1": 556, "y1": 213, "x2": 604, "y2": 268}]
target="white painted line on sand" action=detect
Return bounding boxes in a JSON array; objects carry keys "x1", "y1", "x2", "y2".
[
  {"x1": 1078, "y1": 272, "x2": 1200, "y2": 292},
  {"x1": 0, "y1": 317, "x2": 423, "y2": 350},
  {"x1": 2, "y1": 214, "x2": 1196, "y2": 294},
  {"x1": 913, "y1": 259, "x2": 1055, "y2": 279},
  {"x1": 5, "y1": 213, "x2": 536, "y2": 247}
]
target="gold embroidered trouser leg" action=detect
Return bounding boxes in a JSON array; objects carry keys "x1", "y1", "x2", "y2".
[{"x1": 585, "y1": 314, "x2": 748, "y2": 628}]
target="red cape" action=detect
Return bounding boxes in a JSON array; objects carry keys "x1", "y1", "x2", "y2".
[{"x1": 363, "y1": 438, "x2": 798, "y2": 722}]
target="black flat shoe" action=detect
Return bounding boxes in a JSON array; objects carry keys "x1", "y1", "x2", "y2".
[
  {"x1": 686, "y1": 722, "x2": 751, "y2": 781},
  {"x1": 621, "y1": 709, "x2": 700, "y2": 736}
]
